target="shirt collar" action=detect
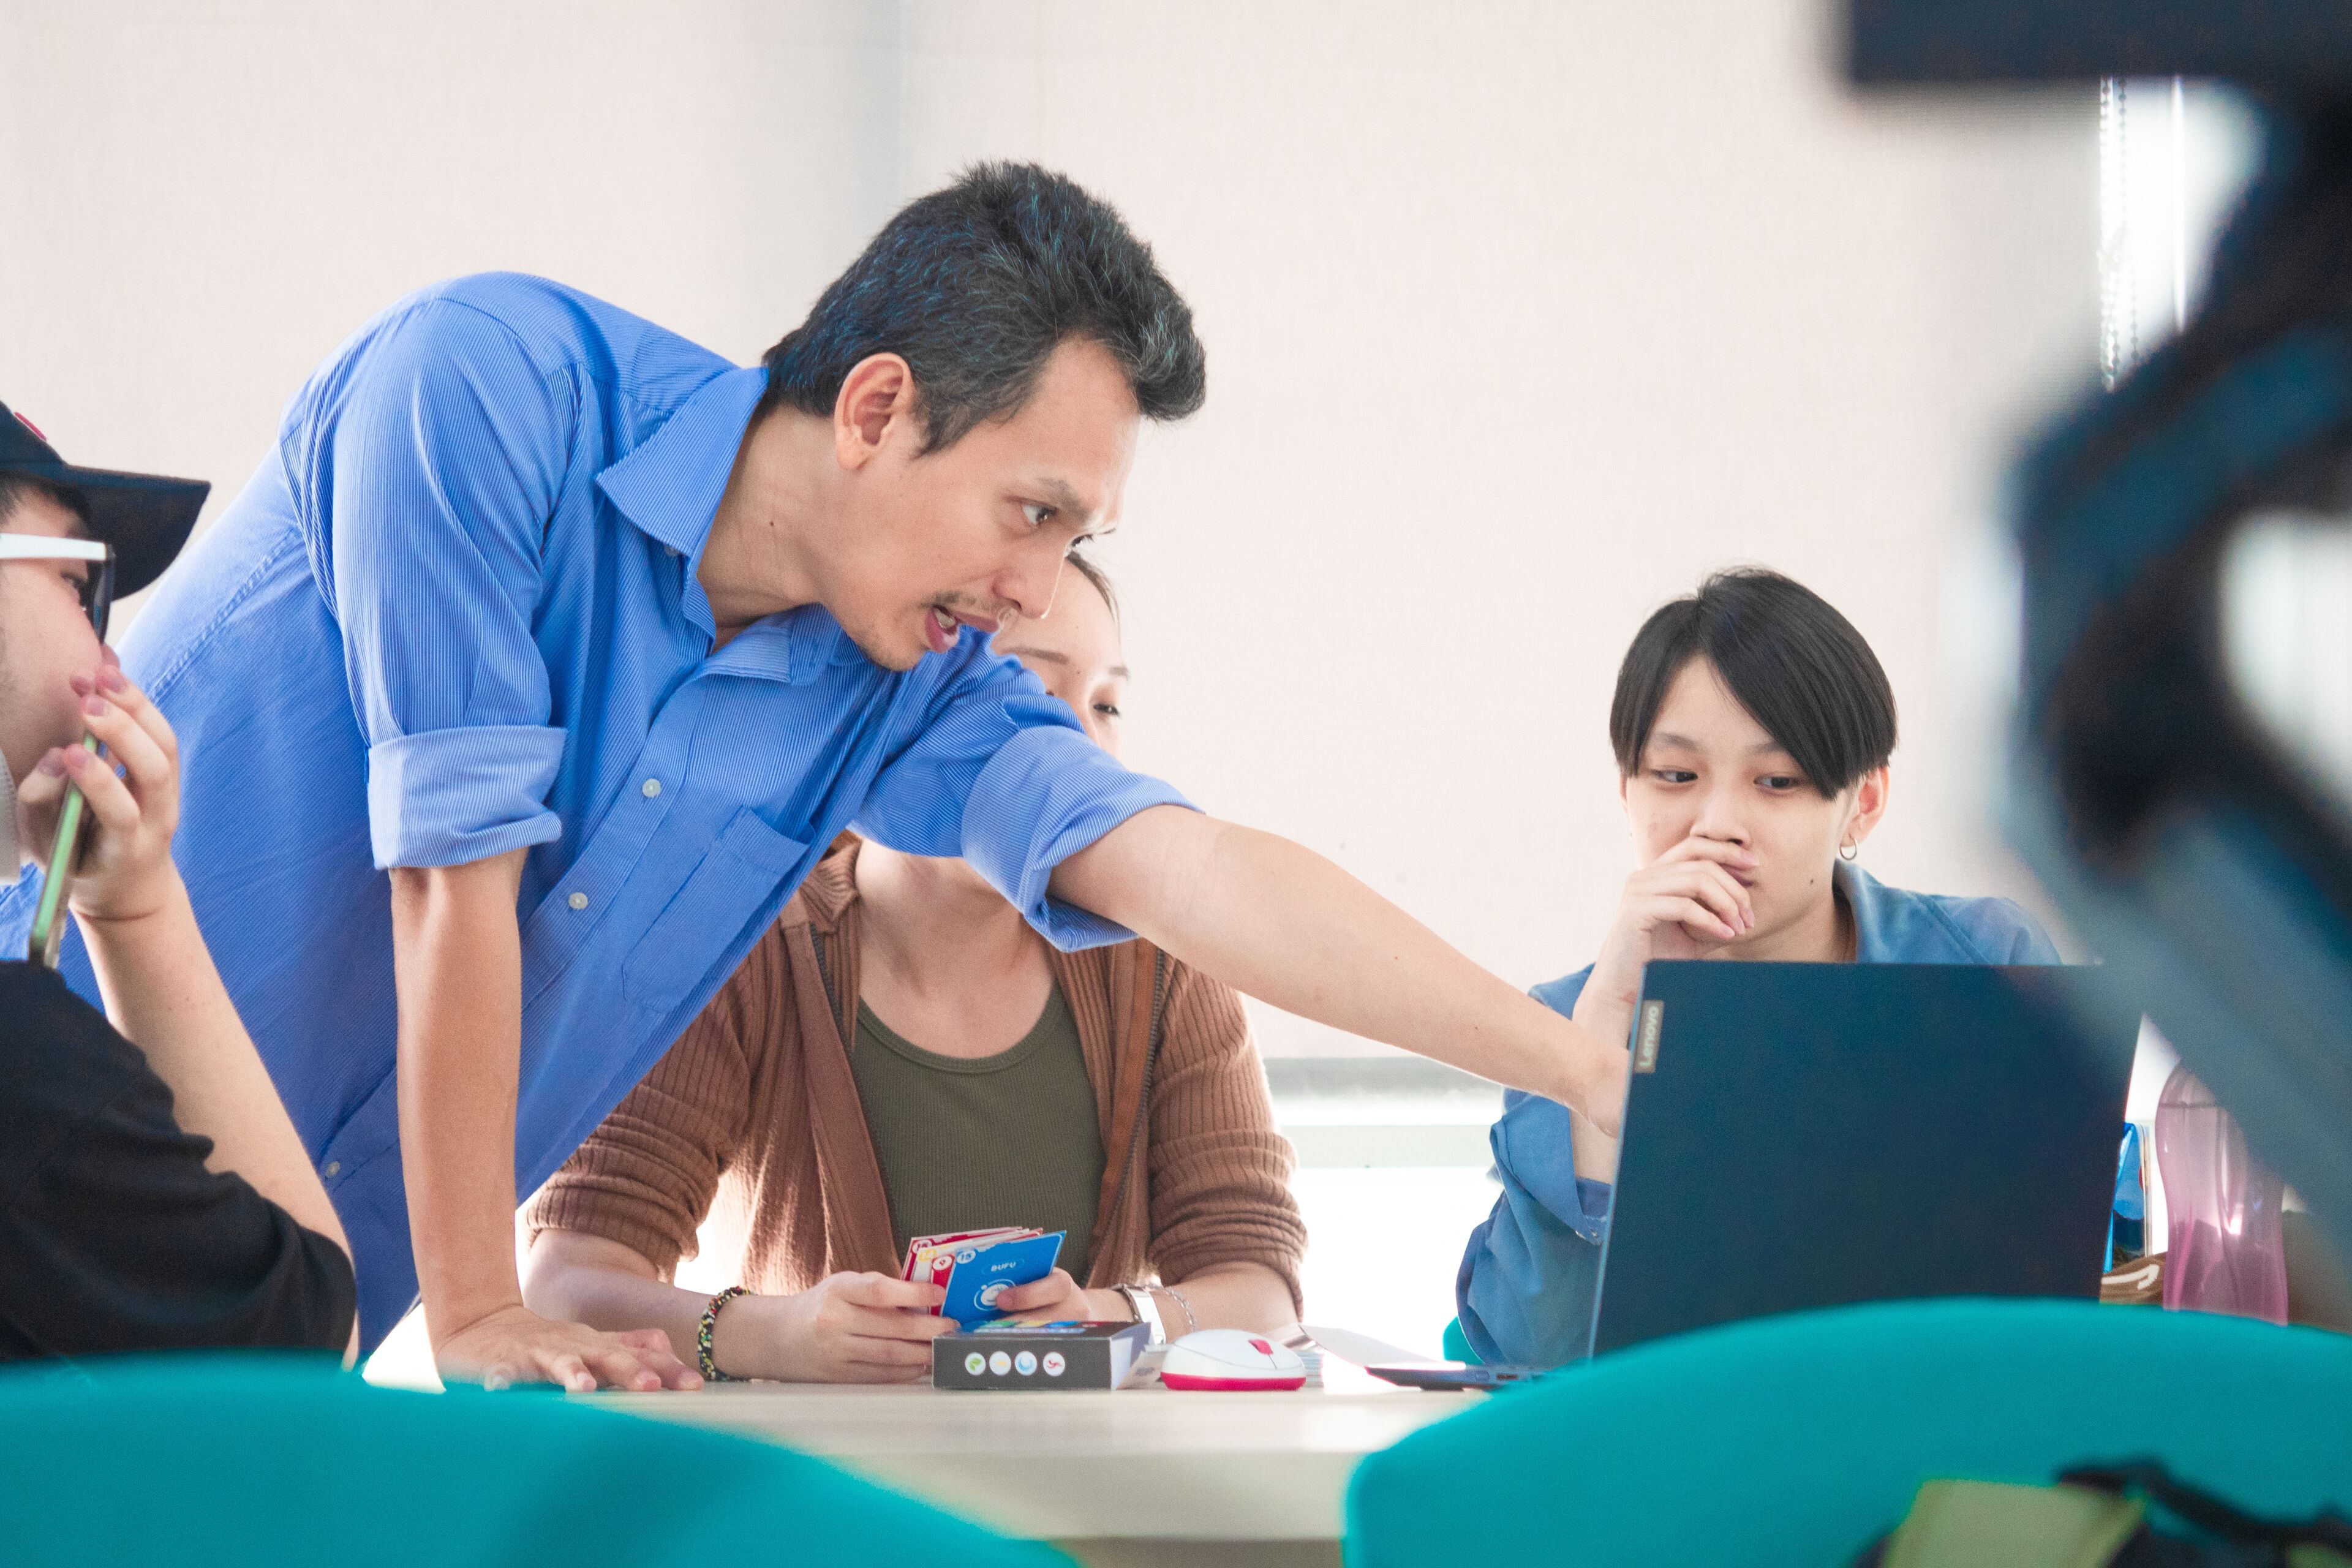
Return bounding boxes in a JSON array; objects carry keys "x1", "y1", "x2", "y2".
[
  {"x1": 1834, "y1": 865, "x2": 1891, "y2": 963},
  {"x1": 594, "y1": 364, "x2": 769, "y2": 638},
  {"x1": 1844, "y1": 860, "x2": 1975, "y2": 968},
  {"x1": 701, "y1": 604, "x2": 845, "y2": 686}
]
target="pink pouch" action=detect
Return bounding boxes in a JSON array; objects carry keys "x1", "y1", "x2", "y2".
[{"x1": 2152, "y1": 1064, "x2": 2288, "y2": 1324}]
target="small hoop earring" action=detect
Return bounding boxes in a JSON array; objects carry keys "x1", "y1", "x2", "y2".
[{"x1": 1839, "y1": 840, "x2": 1859, "y2": 862}]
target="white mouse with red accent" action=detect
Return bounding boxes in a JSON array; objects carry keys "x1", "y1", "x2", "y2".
[{"x1": 1159, "y1": 1329, "x2": 1308, "y2": 1391}]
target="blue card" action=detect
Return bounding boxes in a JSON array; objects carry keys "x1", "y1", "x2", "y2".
[{"x1": 939, "y1": 1231, "x2": 1065, "y2": 1326}]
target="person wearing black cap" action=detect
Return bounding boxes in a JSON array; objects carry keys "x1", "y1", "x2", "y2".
[{"x1": 0, "y1": 403, "x2": 359, "y2": 1361}]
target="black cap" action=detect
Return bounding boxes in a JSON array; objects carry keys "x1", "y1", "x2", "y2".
[{"x1": 0, "y1": 401, "x2": 208, "y2": 597}]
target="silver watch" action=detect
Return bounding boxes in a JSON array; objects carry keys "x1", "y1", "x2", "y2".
[{"x1": 1118, "y1": 1283, "x2": 1167, "y2": 1346}]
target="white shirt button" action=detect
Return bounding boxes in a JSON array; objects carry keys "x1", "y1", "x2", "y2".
[
  {"x1": 324, "y1": 1161, "x2": 341, "y2": 1178},
  {"x1": 641, "y1": 778, "x2": 662, "y2": 798},
  {"x1": 568, "y1": 891, "x2": 589, "y2": 911}
]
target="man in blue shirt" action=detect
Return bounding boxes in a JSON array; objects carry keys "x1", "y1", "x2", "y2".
[{"x1": 5, "y1": 164, "x2": 1627, "y2": 1388}]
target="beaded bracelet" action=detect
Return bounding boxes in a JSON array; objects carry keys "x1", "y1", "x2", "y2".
[{"x1": 696, "y1": 1285, "x2": 750, "y2": 1382}]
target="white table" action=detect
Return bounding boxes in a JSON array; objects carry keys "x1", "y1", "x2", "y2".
[{"x1": 596, "y1": 1362, "x2": 1476, "y2": 1567}]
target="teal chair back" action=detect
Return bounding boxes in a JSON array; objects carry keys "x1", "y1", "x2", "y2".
[
  {"x1": 1348, "y1": 1298, "x2": 2352, "y2": 1567},
  {"x1": 0, "y1": 1355, "x2": 1066, "y2": 1567}
]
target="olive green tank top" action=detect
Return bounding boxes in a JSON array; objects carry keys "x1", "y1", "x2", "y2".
[{"x1": 849, "y1": 984, "x2": 1105, "y2": 1284}]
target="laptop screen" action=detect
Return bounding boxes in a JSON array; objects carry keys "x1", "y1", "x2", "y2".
[{"x1": 1589, "y1": 962, "x2": 2138, "y2": 1358}]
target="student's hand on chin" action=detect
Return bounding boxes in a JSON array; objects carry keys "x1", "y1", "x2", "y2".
[
  {"x1": 1583, "y1": 837, "x2": 1758, "y2": 1007},
  {"x1": 992, "y1": 1269, "x2": 1112, "y2": 1325},
  {"x1": 436, "y1": 1302, "x2": 701, "y2": 1393},
  {"x1": 771, "y1": 1272, "x2": 951, "y2": 1384},
  {"x1": 1570, "y1": 837, "x2": 1759, "y2": 1123}
]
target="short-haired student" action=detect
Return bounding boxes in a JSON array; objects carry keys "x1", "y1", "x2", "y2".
[{"x1": 1455, "y1": 568, "x2": 2060, "y2": 1368}]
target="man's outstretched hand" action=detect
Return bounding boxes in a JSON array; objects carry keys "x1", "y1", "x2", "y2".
[{"x1": 434, "y1": 1302, "x2": 701, "y2": 1393}]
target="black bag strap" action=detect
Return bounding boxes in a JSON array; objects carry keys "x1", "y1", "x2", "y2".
[{"x1": 2062, "y1": 1461, "x2": 2352, "y2": 1553}]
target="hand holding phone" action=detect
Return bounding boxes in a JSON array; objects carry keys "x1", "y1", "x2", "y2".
[{"x1": 16, "y1": 671, "x2": 187, "y2": 963}]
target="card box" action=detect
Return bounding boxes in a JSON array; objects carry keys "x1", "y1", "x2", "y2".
[{"x1": 932, "y1": 1320, "x2": 1152, "y2": 1391}]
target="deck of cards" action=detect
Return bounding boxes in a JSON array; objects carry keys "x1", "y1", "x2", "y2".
[{"x1": 902, "y1": 1227, "x2": 1066, "y2": 1326}]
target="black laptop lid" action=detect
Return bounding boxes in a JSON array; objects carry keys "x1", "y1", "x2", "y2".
[{"x1": 1590, "y1": 962, "x2": 2138, "y2": 1359}]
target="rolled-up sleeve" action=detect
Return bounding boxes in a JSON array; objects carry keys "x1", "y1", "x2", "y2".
[
  {"x1": 285, "y1": 298, "x2": 576, "y2": 869},
  {"x1": 855, "y1": 654, "x2": 1193, "y2": 951},
  {"x1": 1455, "y1": 1088, "x2": 1613, "y2": 1368}
]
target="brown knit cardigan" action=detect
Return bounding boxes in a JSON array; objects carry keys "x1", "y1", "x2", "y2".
[{"x1": 523, "y1": 840, "x2": 1306, "y2": 1310}]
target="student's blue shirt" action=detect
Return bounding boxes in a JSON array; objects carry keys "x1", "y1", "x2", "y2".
[
  {"x1": 1454, "y1": 862, "x2": 2062, "y2": 1368},
  {"x1": 0, "y1": 274, "x2": 1189, "y2": 1347}
]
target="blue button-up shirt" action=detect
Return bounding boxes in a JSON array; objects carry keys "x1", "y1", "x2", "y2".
[
  {"x1": 1454, "y1": 862, "x2": 2063, "y2": 1368},
  {"x1": 0, "y1": 274, "x2": 1189, "y2": 1346}
]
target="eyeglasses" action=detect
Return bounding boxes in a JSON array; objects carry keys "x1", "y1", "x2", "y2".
[{"x1": 0, "y1": 533, "x2": 115, "y2": 639}]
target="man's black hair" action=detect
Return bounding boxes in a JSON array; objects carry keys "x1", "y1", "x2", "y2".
[
  {"x1": 760, "y1": 162, "x2": 1206, "y2": 453},
  {"x1": 1610, "y1": 568, "x2": 1898, "y2": 797}
]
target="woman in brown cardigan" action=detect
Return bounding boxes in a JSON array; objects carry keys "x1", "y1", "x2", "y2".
[{"x1": 521, "y1": 557, "x2": 1305, "y2": 1382}]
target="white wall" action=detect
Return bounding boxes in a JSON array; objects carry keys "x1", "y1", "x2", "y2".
[
  {"x1": 1, "y1": 0, "x2": 2098, "y2": 1059},
  {"x1": 0, "y1": 1, "x2": 902, "y2": 532}
]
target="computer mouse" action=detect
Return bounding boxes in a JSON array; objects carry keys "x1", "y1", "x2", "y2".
[{"x1": 1159, "y1": 1329, "x2": 1308, "y2": 1391}]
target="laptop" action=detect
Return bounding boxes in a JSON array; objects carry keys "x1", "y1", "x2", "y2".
[{"x1": 1588, "y1": 962, "x2": 2139, "y2": 1359}]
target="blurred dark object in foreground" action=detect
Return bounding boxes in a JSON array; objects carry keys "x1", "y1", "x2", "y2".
[
  {"x1": 1847, "y1": 0, "x2": 2352, "y2": 88},
  {"x1": 1845, "y1": 9, "x2": 2352, "y2": 1278}
]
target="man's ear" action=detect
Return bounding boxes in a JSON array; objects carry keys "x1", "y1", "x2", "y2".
[
  {"x1": 1843, "y1": 764, "x2": 1893, "y2": 851},
  {"x1": 833, "y1": 353, "x2": 917, "y2": 470}
]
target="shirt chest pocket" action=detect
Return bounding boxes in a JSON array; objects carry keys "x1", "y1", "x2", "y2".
[{"x1": 620, "y1": 807, "x2": 807, "y2": 1014}]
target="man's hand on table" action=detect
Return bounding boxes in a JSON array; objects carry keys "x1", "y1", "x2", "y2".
[
  {"x1": 726, "y1": 1273, "x2": 954, "y2": 1384},
  {"x1": 435, "y1": 1302, "x2": 700, "y2": 1392}
]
